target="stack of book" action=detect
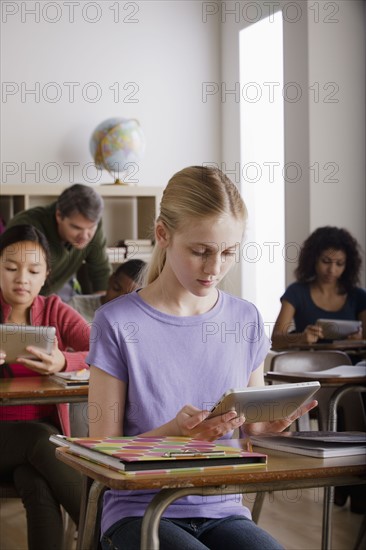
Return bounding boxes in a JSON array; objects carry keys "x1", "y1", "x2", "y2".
[
  {"x1": 50, "y1": 435, "x2": 267, "y2": 476},
  {"x1": 250, "y1": 431, "x2": 366, "y2": 458},
  {"x1": 107, "y1": 239, "x2": 154, "y2": 264},
  {"x1": 51, "y1": 369, "x2": 90, "y2": 388}
]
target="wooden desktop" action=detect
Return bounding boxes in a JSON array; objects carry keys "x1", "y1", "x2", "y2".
[
  {"x1": 0, "y1": 375, "x2": 88, "y2": 406},
  {"x1": 56, "y1": 441, "x2": 366, "y2": 550}
]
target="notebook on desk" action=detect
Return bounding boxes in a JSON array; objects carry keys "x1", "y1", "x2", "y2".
[
  {"x1": 250, "y1": 431, "x2": 366, "y2": 458},
  {"x1": 50, "y1": 435, "x2": 267, "y2": 475},
  {"x1": 51, "y1": 369, "x2": 90, "y2": 387}
]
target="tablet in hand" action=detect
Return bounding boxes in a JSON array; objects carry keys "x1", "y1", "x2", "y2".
[
  {"x1": 316, "y1": 319, "x2": 362, "y2": 340},
  {"x1": 205, "y1": 382, "x2": 320, "y2": 423},
  {"x1": 0, "y1": 324, "x2": 56, "y2": 363}
]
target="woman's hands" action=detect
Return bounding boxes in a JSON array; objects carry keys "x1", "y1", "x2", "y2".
[
  {"x1": 173, "y1": 404, "x2": 245, "y2": 441},
  {"x1": 13, "y1": 339, "x2": 66, "y2": 375},
  {"x1": 243, "y1": 399, "x2": 318, "y2": 436},
  {"x1": 171, "y1": 399, "x2": 318, "y2": 441},
  {"x1": 302, "y1": 324, "x2": 324, "y2": 344},
  {"x1": 348, "y1": 327, "x2": 363, "y2": 340}
]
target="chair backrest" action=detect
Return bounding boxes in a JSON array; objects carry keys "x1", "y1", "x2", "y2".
[{"x1": 269, "y1": 350, "x2": 352, "y2": 373}]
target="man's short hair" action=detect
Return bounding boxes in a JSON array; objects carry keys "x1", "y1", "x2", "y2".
[{"x1": 56, "y1": 184, "x2": 104, "y2": 223}]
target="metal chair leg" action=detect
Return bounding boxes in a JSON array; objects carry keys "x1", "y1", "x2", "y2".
[
  {"x1": 353, "y1": 513, "x2": 366, "y2": 550},
  {"x1": 251, "y1": 492, "x2": 266, "y2": 524}
]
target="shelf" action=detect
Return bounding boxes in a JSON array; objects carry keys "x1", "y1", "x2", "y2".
[{"x1": 0, "y1": 183, "x2": 162, "y2": 247}]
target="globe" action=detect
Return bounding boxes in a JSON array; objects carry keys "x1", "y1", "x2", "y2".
[{"x1": 90, "y1": 117, "x2": 145, "y2": 184}]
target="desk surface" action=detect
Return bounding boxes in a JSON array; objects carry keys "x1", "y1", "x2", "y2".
[
  {"x1": 0, "y1": 376, "x2": 88, "y2": 405},
  {"x1": 273, "y1": 340, "x2": 366, "y2": 352},
  {"x1": 56, "y1": 443, "x2": 366, "y2": 492},
  {"x1": 56, "y1": 440, "x2": 366, "y2": 550}
]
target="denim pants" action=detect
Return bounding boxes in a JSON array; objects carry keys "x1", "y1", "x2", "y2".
[{"x1": 101, "y1": 515, "x2": 285, "y2": 550}]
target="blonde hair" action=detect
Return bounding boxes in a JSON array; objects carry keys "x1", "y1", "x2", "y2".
[{"x1": 145, "y1": 166, "x2": 247, "y2": 284}]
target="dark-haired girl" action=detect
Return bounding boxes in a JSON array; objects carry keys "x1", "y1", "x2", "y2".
[{"x1": 0, "y1": 224, "x2": 90, "y2": 549}]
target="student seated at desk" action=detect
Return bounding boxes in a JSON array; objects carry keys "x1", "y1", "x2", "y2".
[
  {"x1": 271, "y1": 226, "x2": 366, "y2": 350},
  {"x1": 87, "y1": 166, "x2": 317, "y2": 550},
  {"x1": 7, "y1": 183, "x2": 112, "y2": 297},
  {"x1": 271, "y1": 225, "x2": 366, "y2": 514},
  {"x1": 68, "y1": 259, "x2": 146, "y2": 323},
  {"x1": 0, "y1": 225, "x2": 91, "y2": 550}
]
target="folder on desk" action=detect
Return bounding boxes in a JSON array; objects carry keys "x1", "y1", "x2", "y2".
[
  {"x1": 51, "y1": 370, "x2": 90, "y2": 387},
  {"x1": 50, "y1": 435, "x2": 267, "y2": 475}
]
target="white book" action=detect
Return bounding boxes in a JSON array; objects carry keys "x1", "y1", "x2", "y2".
[
  {"x1": 106, "y1": 248, "x2": 127, "y2": 263},
  {"x1": 250, "y1": 431, "x2": 366, "y2": 458}
]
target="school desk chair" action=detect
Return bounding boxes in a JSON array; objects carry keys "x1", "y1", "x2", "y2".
[
  {"x1": 268, "y1": 349, "x2": 354, "y2": 430},
  {"x1": 76, "y1": 475, "x2": 107, "y2": 550},
  {"x1": 251, "y1": 349, "x2": 359, "y2": 527}
]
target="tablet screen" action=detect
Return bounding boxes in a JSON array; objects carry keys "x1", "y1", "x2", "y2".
[
  {"x1": 205, "y1": 382, "x2": 320, "y2": 423},
  {"x1": 0, "y1": 324, "x2": 56, "y2": 363},
  {"x1": 316, "y1": 319, "x2": 362, "y2": 340}
]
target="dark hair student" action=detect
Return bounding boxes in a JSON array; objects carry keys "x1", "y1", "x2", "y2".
[
  {"x1": 0, "y1": 224, "x2": 91, "y2": 550},
  {"x1": 295, "y1": 226, "x2": 362, "y2": 293},
  {"x1": 272, "y1": 226, "x2": 366, "y2": 349}
]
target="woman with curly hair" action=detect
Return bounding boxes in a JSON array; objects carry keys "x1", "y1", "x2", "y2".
[
  {"x1": 271, "y1": 226, "x2": 366, "y2": 349},
  {"x1": 271, "y1": 226, "x2": 366, "y2": 513}
]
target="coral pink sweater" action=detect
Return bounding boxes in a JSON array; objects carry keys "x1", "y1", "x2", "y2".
[{"x1": 0, "y1": 292, "x2": 90, "y2": 435}]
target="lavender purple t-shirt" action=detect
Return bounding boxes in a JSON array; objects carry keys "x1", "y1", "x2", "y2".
[{"x1": 87, "y1": 290, "x2": 270, "y2": 534}]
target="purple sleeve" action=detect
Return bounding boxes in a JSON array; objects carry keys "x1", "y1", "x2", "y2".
[{"x1": 87, "y1": 308, "x2": 129, "y2": 382}]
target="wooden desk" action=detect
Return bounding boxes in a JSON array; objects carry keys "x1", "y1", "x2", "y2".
[
  {"x1": 0, "y1": 376, "x2": 88, "y2": 406},
  {"x1": 265, "y1": 371, "x2": 366, "y2": 550},
  {"x1": 56, "y1": 441, "x2": 366, "y2": 550},
  {"x1": 274, "y1": 340, "x2": 366, "y2": 355}
]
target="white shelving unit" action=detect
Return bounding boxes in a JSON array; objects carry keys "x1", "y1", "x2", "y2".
[{"x1": 0, "y1": 184, "x2": 162, "y2": 247}]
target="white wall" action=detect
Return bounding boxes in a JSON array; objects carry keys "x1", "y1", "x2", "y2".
[
  {"x1": 1, "y1": 0, "x2": 365, "y2": 293},
  {"x1": 220, "y1": 0, "x2": 366, "y2": 306},
  {"x1": 1, "y1": 1, "x2": 221, "y2": 187},
  {"x1": 308, "y1": 0, "x2": 366, "y2": 286}
]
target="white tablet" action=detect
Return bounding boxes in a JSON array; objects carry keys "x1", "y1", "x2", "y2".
[
  {"x1": 0, "y1": 324, "x2": 56, "y2": 363},
  {"x1": 316, "y1": 319, "x2": 362, "y2": 340},
  {"x1": 205, "y1": 382, "x2": 320, "y2": 423}
]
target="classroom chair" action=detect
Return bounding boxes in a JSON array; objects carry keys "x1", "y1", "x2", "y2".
[
  {"x1": 76, "y1": 476, "x2": 107, "y2": 550},
  {"x1": 252, "y1": 350, "x2": 353, "y2": 525},
  {"x1": 268, "y1": 349, "x2": 353, "y2": 430}
]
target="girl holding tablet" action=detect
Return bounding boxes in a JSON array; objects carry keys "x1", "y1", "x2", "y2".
[
  {"x1": 271, "y1": 226, "x2": 366, "y2": 349},
  {"x1": 88, "y1": 166, "x2": 317, "y2": 550},
  {"x1": 0, "y1": 224, "x2": 90, "y2": 549}
]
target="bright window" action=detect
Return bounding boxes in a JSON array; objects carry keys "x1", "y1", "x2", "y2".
[{"x1": 239, "y1": 11, "x2": 285, "y2": 336}]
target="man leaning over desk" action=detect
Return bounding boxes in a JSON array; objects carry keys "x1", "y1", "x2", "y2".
[{"x1": 7, "y1": 183, "x2": 112, "y2": 296}]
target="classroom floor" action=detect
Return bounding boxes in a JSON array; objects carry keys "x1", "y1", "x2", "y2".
[{"x1": 0, "y1": 488, "x2": 364, "y2": 549}]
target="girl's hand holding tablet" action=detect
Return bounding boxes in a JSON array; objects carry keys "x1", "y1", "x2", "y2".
[
  {"x1": 174, "y1": 404, "x2": 245, "y2": 442},
  {"x1": 16, "y1": 338, "x2": 66, "y2": 375}
]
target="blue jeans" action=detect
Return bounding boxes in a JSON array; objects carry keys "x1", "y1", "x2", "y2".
[{"x1": 101, "y1": 515, "x2": 284, "y2": 550}]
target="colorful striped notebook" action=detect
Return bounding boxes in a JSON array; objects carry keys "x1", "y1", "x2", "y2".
[{"x1": 50, "y1": 435, "x2": 267, "y2": 475}]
